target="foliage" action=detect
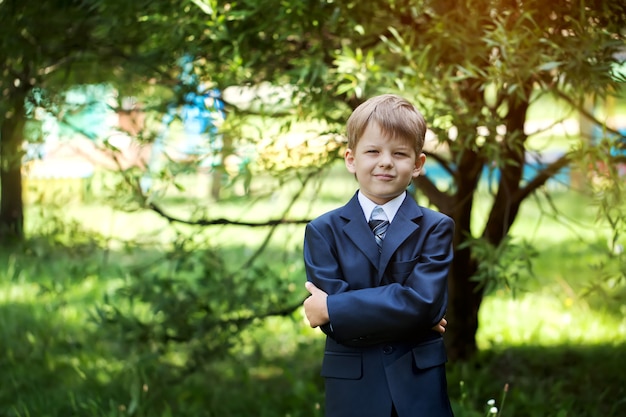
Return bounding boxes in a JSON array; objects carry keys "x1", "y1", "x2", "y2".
[
  {"x1": 93, "y1": 231, "x2": 303, "y2": 376},
  {"x1": 1, "y1": 198, "x2": 625, "y2": 415},
  {"x1": 449, "y1": 345, "x2": 626, "y2": 417},
  {"x1": 3, "y1": 0, "x2": 626, "y2": 366},
  {"x1": 0, "y1": 206, "x2": 313, "y2": 416},
  {"x1": 0, "y1": 0, "x2": 206, "y2": 240},
  {"x1": 459, "y1": 235, "x2": 538, "y2": 296},
  {"x1": 573, "y1": 134, "x2": 626, "y2": 306},
  {"x1": 135, "y1": 0, "x2": 626, "y2": 359},
  {"x1": 2, "y1": 2, "x2": 625, "y2": 415}
]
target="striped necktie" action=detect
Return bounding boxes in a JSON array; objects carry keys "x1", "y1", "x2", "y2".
[{"x1": 369, "y1": 206, "x2": 389, "y2": 252}]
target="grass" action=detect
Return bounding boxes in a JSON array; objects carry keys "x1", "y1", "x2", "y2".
[
  {"x1": 448, "y1": 344, "x2": 626, "y2": 417},
  {"x1": 3, "y1": 159, "x2": 626, "y2": 416}
]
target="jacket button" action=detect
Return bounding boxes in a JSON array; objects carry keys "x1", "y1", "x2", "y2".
[{"x1": 382, "y1": 345, "x2": 393, "y2": 354}]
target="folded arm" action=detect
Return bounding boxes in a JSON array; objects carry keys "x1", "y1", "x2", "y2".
[
  {"x1": 303, "y1": 215, "x2": 454, "y2": 344},
  {"x1": 303, "y1": 280, "x2": 447, "y2": 333}
]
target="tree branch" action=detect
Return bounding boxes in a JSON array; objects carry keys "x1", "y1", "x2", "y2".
[
  {"x1": 147, "y1": 201, "x2": 311, "y2": 227},
  {"x1": 516, "y1": 153, "x2": 572, "y2": 203},
  {"x1": 553, "y1": 89, "x2": 626, "y2": 139},
  {"x1": 413, "y1": 174, "x2": 454, "y2": 214}
]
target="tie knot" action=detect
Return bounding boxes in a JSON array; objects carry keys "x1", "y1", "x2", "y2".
[{"x1": 370, "y1": 206, "x2": 387, "y2": 222}]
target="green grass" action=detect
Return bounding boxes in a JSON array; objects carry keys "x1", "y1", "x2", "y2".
[
  {"x1": 3, "y1": 163, "x2": 626, "y2": 417},
  {"x1": 448, "y1": 344, "x2": 626, "y2": 417}
]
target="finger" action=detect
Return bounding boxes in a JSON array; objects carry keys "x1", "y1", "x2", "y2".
[{"x1": 305, "y1": 281, "x2": 319, "y2": 294}]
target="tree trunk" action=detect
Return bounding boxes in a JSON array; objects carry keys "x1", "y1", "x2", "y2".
[
  {"x1": 0, "y1": 93, "x2": 26, "y2": 244},
  {"x1": 483, "y1": 98, "x2": 530, "y2": 244},
  {"x1": 444, "y1": 98, "x2": 531, "y2": 361},
  {"x1": 442, "y1": 145, "x2": 485, "y2": 361},
  {"x1": 445, "y1": 245, "x2": 481, "y2": 361}
]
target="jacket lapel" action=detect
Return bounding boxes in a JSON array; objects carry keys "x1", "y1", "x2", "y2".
[{"x1": 340, "y1": 194, "x2": 380, "y2": 269}]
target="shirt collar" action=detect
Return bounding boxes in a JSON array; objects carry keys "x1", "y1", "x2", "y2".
[{"x1": 358, "y1": 191, "x2": 406, "y2": 222}]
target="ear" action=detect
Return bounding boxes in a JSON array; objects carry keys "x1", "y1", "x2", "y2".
[
  {"x1": 412, "y1": 153, "x2": 426, "y2": 178},
  {"x1": 344, "y1": 148, "x2": 357, "y2": 174}
]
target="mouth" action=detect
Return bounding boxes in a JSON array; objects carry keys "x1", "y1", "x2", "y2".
[{"x1": 374, "y1": 174, "x2": 395, "y2": 181}]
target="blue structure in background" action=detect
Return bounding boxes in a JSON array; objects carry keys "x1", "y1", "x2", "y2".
[
  {"x1": 592, "y1": 125, "x2": 626, "y2": 157},
  {"x1": 178, "y1": 88, "x2": 225, "y2": 156},
  {"x1": 589, "y1": 125, "x2": 626, "y2": 177},
  {"x1": 141, "y1": 55, "x2": 226, "y2": 192},
  {"x1": 422, "y1": 150, "x2": 571, "y2": 190}
]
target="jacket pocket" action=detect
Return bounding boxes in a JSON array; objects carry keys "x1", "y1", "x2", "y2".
[
  {"x1": 387, "y1": 256, "x2": 418, "y2": 282},
  {"x1": 412, "y1": 338, "x2": 448, "y2": 370},
  {"x1": 320, "y1": 351, "x2": 362, "y2": 379}
]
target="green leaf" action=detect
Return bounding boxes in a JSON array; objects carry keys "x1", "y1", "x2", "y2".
[{"x1": 537, "y1": 61, "x2": 563, "y2": 72}]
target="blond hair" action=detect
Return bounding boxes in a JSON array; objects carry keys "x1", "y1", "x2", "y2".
[{"x1": 346, "y1": 94, "x2": 427, "y2": 154}]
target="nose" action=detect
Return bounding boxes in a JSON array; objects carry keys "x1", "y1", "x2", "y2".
[{"x1": 378, "y1": 151, "x2": 393, "y2": 167}]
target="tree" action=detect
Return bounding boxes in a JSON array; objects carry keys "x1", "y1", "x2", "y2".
[
  {"x1": 183, "y1": 0, "x2": 625, "y2": 360},
  {"x1": 0, "y1": 0, "x2": 202, "y2": 243},
  {"x1": 3, "y1": 0, "x2": 624, "y2": 361}
]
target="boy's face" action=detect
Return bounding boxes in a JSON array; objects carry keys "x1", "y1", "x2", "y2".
[{"x1": 345, "y1": 121, "x2": 425, "y2": 205}]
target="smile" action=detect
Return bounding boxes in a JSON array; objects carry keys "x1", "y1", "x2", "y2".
[{"x1": 374, "y1": 174, "x2": 395, "y2": 180}]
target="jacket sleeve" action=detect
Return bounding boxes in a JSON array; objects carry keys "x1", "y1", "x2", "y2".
[
  {"x1": 325, "y1": 215, "x2": 454, "y2": 345},
  {"x1": 303, "y1": 220, "x2": 349, "y2": 338}
]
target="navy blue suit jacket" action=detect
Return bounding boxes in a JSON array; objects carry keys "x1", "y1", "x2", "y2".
[{"x1": 304, "y1": 191, "x2": 455, "y2": 417}]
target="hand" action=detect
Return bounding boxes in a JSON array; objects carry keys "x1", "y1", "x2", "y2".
[
  {"x1": 303, "y1": 281, "x2": 329, "y2": 328},
  {"x1": 432, "y1": 317, "x2": 447, "y2": 334}
]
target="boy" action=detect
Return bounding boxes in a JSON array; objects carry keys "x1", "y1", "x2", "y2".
[{"x1": 303, "y1": 94, "x2": 455, "y2": 417}]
